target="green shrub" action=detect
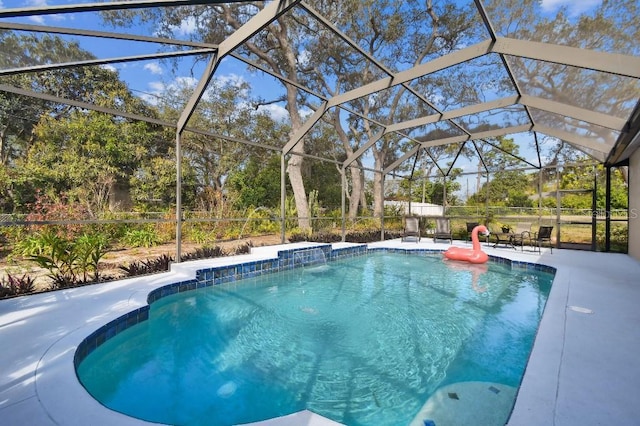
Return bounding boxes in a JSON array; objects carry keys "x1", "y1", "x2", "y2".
[
  {"x1": 14, "y1": 234, "x2": 50, "y2": 257},
  {"x1": 185, "y1": 227, "x2": 211, "y2": 245},
  {"x1": 75, "y1": 233, "x2": 110, "y2": 282},
  {"x1": 123, "y1": 227, "x2": 162, "y2": 248}
]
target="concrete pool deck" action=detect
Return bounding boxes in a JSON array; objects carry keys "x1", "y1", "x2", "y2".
[{"x1": 1, "y1": 240, "x2": 639, "y2": 425}]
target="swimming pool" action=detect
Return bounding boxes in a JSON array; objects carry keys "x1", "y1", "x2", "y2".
[{"x1": 75, "y1": 248, "x2": 554, "y2": 425}]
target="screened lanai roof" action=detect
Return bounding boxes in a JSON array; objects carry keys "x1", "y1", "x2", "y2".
[{"x1": 1, "y1": 0, "x2": 639, "y2": 178}]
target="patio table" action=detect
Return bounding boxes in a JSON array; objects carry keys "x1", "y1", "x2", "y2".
[{"x1": 493, "y1": 232, "x2": 516, "y2": 249}]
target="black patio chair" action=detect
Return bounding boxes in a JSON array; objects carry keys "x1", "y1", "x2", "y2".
[
  {"x1": 528, "y1": 225, "x2": 554, "y2": 253},
  {"x1": 401, "y1": 216, "x2": 421, "y2": 243}
]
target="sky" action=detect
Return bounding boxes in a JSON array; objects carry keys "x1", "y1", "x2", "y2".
[
  {"x1": 1, "y1": 0, "x2": 604, "y2": 122},
  {"x1": 1, "y1": 0, "x2": 608, "y2": 199},
  {"x1": 539, "y1": 0, "x2": 602, "y2": 17},
  {"x1": 1, "y1": 0, "x2": 292, "y2": 121}
]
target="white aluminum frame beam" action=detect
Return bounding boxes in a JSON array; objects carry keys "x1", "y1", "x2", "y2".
[
  {"x1": 282, "y1": 102, "x2": 328, "y2": 155},
  {"x1": 520, "y1": 95, "x2": 627, "y2": 130},
  {"x1": 0, "y1": 49, "x2": 216, "y2": 77},
  {"x1": 326, "y1": 40, "x2": 494, "y2": 108},
  {"x1": 342, "y1": 129, "x2": 385, "y2": 169},
  {"x1": 0, "y1": 83, "x2": 287, "y2": 152},
  {"x1": 300, "y1": 1, "x2": 470, "y2": 138},
  {"x1": 384, "y1": 145, "x2": 421, "y2": 175},
  {"x1": 533, "y1": 124, "x2": 611, "y2": 154},
  {"x1": 491, "y1": 37, "x2": 640, "y2": 79},
  {"x1": 384, "y1": 94, "x2": 626, "y2": 136},
  {"x1": 416, "y1": 125, "x2": 532, "y2": 149},
  {"x1": 0, "y1": 0, "x2": 249, "y2": 18},
  {"x1": 385, "y1": 96, "x2": 520, "y2": 133},
  {"x1": 0, "y1": 83, "x2": 171, "y2": 126},
  {"x1": 0, "y1": 21, "x2": 215, "y2": 49},
  {"x1": 177, "y1": 0, "x2": 301, "y2": 133}
]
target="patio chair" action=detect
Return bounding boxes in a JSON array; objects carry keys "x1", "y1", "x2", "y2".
[
  {"x1": 466, "y1": 222, "x2": 479, "y2": 242},
  {"x1": 510, "y1": 222, "x2": 532, "y2": 250},
  {"x1": 433, "y1": 217, "x2": 453, "y2": 243},
  {"x1": 467, "y1": 221, "x2": 489, "y2": 244},
  {"x1": 528, "y1": 225, "x2": 554, "y2": 253},
  {"x1": 402, "y1": 216, "x2": 421, "y2": 243}
]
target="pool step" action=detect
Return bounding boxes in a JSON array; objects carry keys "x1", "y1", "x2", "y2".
[{"x1": 410, "y1": 381, "x2": 516, "y2": 426}]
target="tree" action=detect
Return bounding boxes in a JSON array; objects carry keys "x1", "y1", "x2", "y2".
[
  {"x1": 226, "y1": 154, "x2": 284, "y2": 210},
  {"x1": 13, "y1": 110, "x2": 159, "y2": 214},
  {"x1": 486, "y1": 0, "x2": 639, "y2": 164},
  {"x1": 395, "y1": 167, "x2": 462, "y2": 206},
  {"x1": 299, "y1": 1, "x2": 478, "y2": 220},
  {"x1": 153, "y1": 76, "x2": 285, "y2": 211},
  {"x1": 557, "y1": 161, "x2": 628, "y2": 210},
  {"x1": 101, "y1": 4, "x2": 319, "y2": 229},
  {"x1": 130, "y1": 155, "x2": 198, "y2": 211},
  {"x1": 0, "y1": 32, "x2": 95, "y2": 167},
  {"x1": 0, "y1": 31, "x2": 165, "y2": 213}
]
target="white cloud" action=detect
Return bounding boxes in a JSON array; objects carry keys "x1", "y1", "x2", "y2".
[
  {"x1": 25, "y1": 0, "x2": 47, "y2": 22},
  {"x1": 151, "y1": 76, "x2": 197, "y2": 93},
  {"x1": 28, "y1": 15, "x2": 45, "y2": 24},
  {"x1": 299, "y1": 107, "x2": 313, "y2": 120},
  {"x1": 175, "y1": 76, "x2": 199, "y2": 88},
  {"x1": 169, "y1": 16, "x2": 197, "y2": 36},
  {"x1": 540, "y1": 0, "x2": 601, "y2": 16},
  {"x1": 297, "y1": 49, "x2": 311, "y2": 67},
  {"x1": 148, "y1": 81, "x2": 167, "y2": 93},
  {"x1": 214, "y1": 73, "x2": 247, "y2": 89},
  {"x1": 257, "y1": 104, "x2": 289, "y2": 122},
  {"x1": 100, "y1": 64, "x2": 117, "y2": 73},
  {"x1": 139, "y1": 77, "x2": 198, "y2": 106},
  {"x1": 23, "y1": 0, "x2": 65, "y2": 23},
  {"x1": 144, "y1": 62, "x2": 163, "y2": 75}
]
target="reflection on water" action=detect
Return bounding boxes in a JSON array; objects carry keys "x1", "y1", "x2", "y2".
[{"x1": 77, "y1": 253, "x2": 553, "y2": 426}]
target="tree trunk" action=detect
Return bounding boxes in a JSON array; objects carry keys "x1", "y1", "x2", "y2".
[
  {"x1": 348, "y1": 164, "x2": 363, "y2": 219},
  {"x1": 287, "y1": 149, "x2": 310, "y2": 230},
  {"x1": 332, "y1": 110, "x2": 364, "y2": 220},
  {"x1": 359, "y1": 168, "x2": 368, "y2": 213},
  {"x1": 476, "y1": 160, "x2": 483, "y2": 196},
  {"x1": 283, "y1": 85, "x2": 309, "y2": 229},
  {"x1": 0, "y1": 126, "x2": 7, "y2": 166},
  {"x1": 109, "y1": 177, "x2": 133, "y2": 212},
  {"x1": 372, "y1": 152, "x2": 385, "y2": 218}
]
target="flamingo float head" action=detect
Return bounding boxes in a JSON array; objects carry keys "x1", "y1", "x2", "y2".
[{"x1": 474, "y1": 224, "x2": 490, "y2": 236}]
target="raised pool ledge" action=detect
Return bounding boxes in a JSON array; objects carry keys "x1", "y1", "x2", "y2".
[{"x1": 74, "y1": 243, "x2": 556, "y2": 370}]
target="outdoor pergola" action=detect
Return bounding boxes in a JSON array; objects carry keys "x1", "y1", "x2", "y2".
[{"x1": 1, "y1": 0, "x2": 639, "y2": 259}]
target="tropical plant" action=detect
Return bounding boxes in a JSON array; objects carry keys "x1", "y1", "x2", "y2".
[
  {"x1": 26, "y1": 230, "x2": 111, "y2": 288},
  {"x1": 75, "y1": 233, "x2": 110, "y2": 282},
  {"x1": 231, "y1": 242, "x2": 252, "y2": 255},
  {"x1": 119, "y1": 253, "x2": 174, "y2": 277},
  {"x1": 0, "y1": 274, "x2": 36, "y2": 298},
  {"x1": 180, "y1": 246, "x2": 225, "y2": 262}
]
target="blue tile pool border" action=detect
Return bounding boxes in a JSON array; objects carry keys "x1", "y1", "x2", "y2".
[{"x1": 74, "y1": 244, "x2": 556, "y2": 367}]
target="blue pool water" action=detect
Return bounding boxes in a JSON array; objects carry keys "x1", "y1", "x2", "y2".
[{"x1": 77, "y1": 252, "x2": 553, "y2": 426}]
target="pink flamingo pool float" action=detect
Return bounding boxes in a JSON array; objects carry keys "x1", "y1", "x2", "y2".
[{"x1": 443, "y1": 224, "x2": 490, "y2": 264}]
